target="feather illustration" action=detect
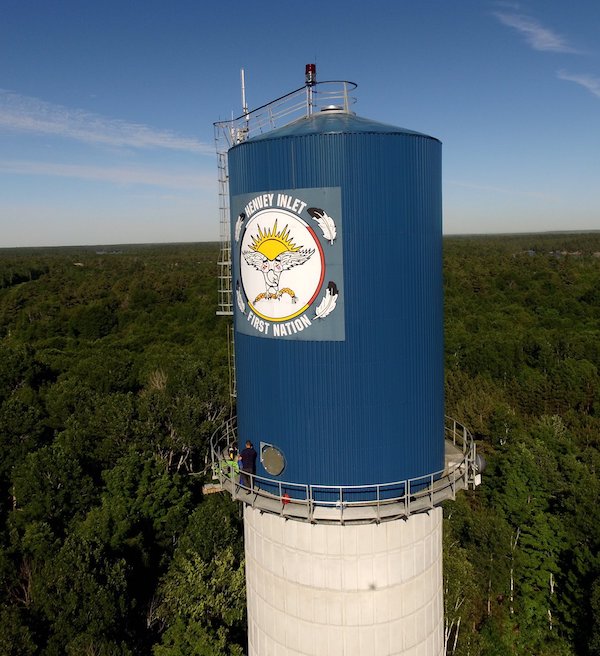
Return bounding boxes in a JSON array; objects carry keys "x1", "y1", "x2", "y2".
[
  {"x1": 234, "y1": 213, "x2": 245, "y2": 242},
  {"x1": 314, "y1": 281, "x2": 339, "y2": 320},
  {"x1": 307, "y1": 207, "x2": 337, "y2": 244},
  {"x1": 236, "y1": 282, "x2": 246, "y2": 314}
]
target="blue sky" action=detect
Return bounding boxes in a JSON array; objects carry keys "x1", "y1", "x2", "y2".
[{"x1": 1, "y1": 0, "x2": 599, "y2": 247}]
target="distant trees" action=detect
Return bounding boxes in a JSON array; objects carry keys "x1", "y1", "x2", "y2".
[
  {"x1": 0, "y1": 236, "x2": 598, "y2": 654},
  {"x1": 443, "y1": 234, "x2": 600, "y2": 655},
  {"x1": 0, "y1": 244, "x2": 243, "y2": 654}
]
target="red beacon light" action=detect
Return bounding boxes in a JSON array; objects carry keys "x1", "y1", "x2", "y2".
[{"x1": 305, "y1": 63, "x2": 316, "y2": 87}]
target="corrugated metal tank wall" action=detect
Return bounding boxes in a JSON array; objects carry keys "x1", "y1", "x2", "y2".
[{"x1": 229, "y1": 112, "x2": 443, "y2": 488}]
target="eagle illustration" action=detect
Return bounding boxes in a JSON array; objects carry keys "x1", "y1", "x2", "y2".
[{"x1": 242, "y1": 220, "x2": 314, "y2": 304}]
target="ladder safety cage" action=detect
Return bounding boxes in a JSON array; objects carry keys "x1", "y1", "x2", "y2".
[{"x1": 214, "y1": 78, "x2": 357, "y2": 397}]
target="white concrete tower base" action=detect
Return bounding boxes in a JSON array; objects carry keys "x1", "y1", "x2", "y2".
[{"x1": 244, "y1": 506, "x2": 444, "y2": 656}]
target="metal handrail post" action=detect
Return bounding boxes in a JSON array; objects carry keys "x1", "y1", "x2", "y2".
[
  {"x1": 430, "y1": 474, "x2": 434, "y2": 509},
  {"x1": 278, "y1": 481, "x2": 283, "y2": 515}
]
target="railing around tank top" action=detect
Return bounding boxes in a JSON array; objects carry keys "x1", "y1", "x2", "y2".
[
  {"x1": 214, "y1": 80, "x2": 358, "y2": 151},
  {"x1": 209, "y1": 416, "x2": 478, "y2": 524}
]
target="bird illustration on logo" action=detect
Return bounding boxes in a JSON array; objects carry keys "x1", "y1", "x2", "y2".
[{"x1": 242, "y1": 220, "x2": 314, "y2": 304}]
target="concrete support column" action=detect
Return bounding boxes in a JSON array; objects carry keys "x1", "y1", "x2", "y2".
[{"x1": 244, "y1": 506, "x2": 444, "y2": 656}]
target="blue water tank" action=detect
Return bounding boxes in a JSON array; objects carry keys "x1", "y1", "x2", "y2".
[{"x1": 229, "y1": 110, "x2": 443, "y2": 489}]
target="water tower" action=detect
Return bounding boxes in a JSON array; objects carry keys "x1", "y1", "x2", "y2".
[{"x1": 212, "y1": 66, "x2": 479, "y2": 656}]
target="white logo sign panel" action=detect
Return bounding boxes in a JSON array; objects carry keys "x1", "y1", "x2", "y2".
[
  {"x1": 232, "y1": 187, "x2": 344, "y2": 341},
  {"x1": 240, "y1": 212, "x2": 323, "y2": 322}
]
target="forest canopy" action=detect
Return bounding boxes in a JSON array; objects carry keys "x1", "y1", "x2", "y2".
[
  {"x1": 443, "y1": 233, "x2": 600, "y2": 656},
  {"x1": 0, "y1": 234, "x2": 599, "y2": 655}
]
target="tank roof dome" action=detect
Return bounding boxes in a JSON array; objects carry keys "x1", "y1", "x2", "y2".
[{"x1": 235, "y1": 111, "x2": 440, "y2": 145}]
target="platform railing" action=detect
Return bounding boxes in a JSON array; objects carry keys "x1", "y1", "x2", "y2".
[
  {"x1": 214, "y1": 80, "x2": 357, "y2": 152},
  {"x1": 210, "y1": 416, "x2": 479, "y2": 524}
]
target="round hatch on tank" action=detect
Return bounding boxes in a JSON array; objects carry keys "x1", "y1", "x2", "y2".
[{"x1": 261, "y1": 443, "x2": 286, "y2": 476}]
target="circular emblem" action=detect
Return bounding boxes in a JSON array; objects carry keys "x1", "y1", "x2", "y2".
[{"x1": 240, "y1": 209, "x2": 324, "y2": 322}]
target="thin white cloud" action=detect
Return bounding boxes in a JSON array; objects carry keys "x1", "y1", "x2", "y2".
[
  {"x1": 0, "y1": 90, "x2": 212, "y2": 154},
  {"x1": 0, "y1": 159, "x2": 214, "y2": 190},
  {"x1": 493, "y1": 12, "x2": 579, "y2": 53},
  {"x1": 557, "y1": 70, "x2": 600, "y2": 98}
]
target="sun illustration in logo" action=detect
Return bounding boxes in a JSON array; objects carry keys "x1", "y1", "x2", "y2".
[
  {"x1": 249, "y1": 221, "x2": 299, "y2": 259},
  {"x1": 240, "y1": 211, "x2": 324, "y2": 322}
]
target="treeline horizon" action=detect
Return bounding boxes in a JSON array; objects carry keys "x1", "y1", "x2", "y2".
[
  {"x1": 0, "y1": 233, "x2": 599, "y2": 655},
  {"x1": 2, "y1": 228, "x2": 600, "y2": 254}
]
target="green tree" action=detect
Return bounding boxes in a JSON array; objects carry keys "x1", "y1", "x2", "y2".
[
  {"x1": 155, "y1": 547, "x2": 245, "y2": 656},
  {"x1": 11, "y1": 443, "x2": 96, "y2": 538}
]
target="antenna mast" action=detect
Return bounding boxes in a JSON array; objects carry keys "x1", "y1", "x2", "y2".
[
  {"x1": 241, "y1": 68, "x2": 249, "y2": 118},
  {"x1": 235, "y1": 69, "x2": 250, "y2": 144}
]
